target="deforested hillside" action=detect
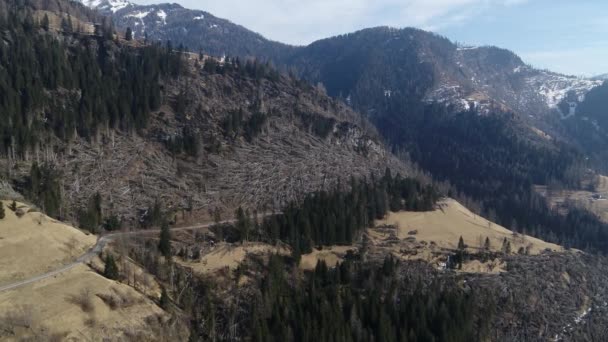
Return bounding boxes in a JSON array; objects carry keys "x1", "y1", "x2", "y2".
[{"x1": 0, "y1": 0, "x2": 409, "y2": 229}]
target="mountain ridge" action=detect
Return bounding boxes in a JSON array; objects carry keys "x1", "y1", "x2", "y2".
[{"x1": 78, "y1": 1, "x2": 602, "y2": 123}]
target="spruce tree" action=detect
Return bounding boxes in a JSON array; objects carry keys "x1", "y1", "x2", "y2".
[
  {"x1": 484, "y1": 237, "x2": 491, "y2": 252},
  {"x1": 125, "y1": 27, "x2": 133, "y2": 41},
  {"x1": 159, "y1": 220, "x2": 172, "y2": 258},
  {"x1": 41, "y1": 14, "x2": 50, "y2": 31},
  {"x1": 103, "y1": 254, "x2": 119, "y2": 280},
  {"x1": 236, "y1": 207, "x2": 249, "y2": 242},
  {"x1": 501, "y1": 238, "x2": 512, "y2": 254},
  {"x1": 458, "y1": 236, "x2": 465, "y2": 251},
  {"x1": 160, "y1": 286, "x2": 170, "y2": 310}
]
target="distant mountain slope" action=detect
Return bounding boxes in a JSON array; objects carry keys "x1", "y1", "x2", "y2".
[
  {"x1": 76, "y1": 0, "x2": 603, "y2": 124},
  {"x1": 284, "y1": 27, "x2": 601, "y2": 121},
  {"x1": 79, "y1": 0, "x2": 296, "y2": 59}
]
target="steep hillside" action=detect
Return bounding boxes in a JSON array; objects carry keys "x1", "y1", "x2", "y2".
[
  {"x1": 0, "y1": 1, "x2": 409, "y2": 230},
  {"x1": 555, "y1": 81, "x2": 608, "y2": 170},
  {"x1": 284, "y1": 27, "x2": 601, "y2": 121},
  {"x1": 0, "y1": 201, "x2": 179, "y2": 340},
  {"x1": 77, "y1": 4, "x2": 605, "y2": 162},
  {"x1": 0, "y1": 201, "x2": 95, "y2": 286}
]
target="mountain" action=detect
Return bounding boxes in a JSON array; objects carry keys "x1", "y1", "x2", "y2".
[
  {"x1": 77, "y1": 3, "x2": 603, "y2": 141},
  {"x1": 283, "y1": 27, "x2": 601, "y2": 124},
  {"x1": 6, "y1": 1, "x2": 608, "y2": 341},
  {"x1": 72, "y1": 0, "x2": 608, "y2": 253},
  {"x1": 79, "y1": 0, "x2": 295, "y2": 59},
  {"x1": 82, "y1": 5, "x2": 604, "y2": 152},
  {"x1": 77, "y1": 1, "x2": 602, "y2": 124}
]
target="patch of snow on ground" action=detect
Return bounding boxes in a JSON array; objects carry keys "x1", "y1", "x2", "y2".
[
  {"x1": 528, "y1": 72, "x2": 602, "y2": 108},
  {"x1": 106, "y1": 0, "x2": 130, "y2": 12},
  {"x1": 193, "y1": 14, "x2": 204, "y2": 20},
  {"x1": 126, "y1": 9, "x2": 152, "y2": 19},
  {"x1": 82, "y1": 0, "x2": 103, "y2": 7},
  {"x1": 157, "y1": 10, "x2": 167, "y2": 25},
  {"x1": 126, "y1": 9, "x2": 152, "y2": 33},
  {"x1": 457, "y1": 46, "x2": 479, "y2": 51}
]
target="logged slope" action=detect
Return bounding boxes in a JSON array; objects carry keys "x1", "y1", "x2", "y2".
[{"x1": 0, "y1": 2, "x2": 409, "y2": 228}]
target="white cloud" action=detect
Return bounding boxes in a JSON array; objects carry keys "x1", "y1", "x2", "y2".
[{"x1": 133, "y1": 0, "x2": 528, "y2": 45}]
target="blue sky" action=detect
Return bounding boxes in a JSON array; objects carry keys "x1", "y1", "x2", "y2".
[{"x1": 135, "y1": 0, "x2": 608, "y2": 76}]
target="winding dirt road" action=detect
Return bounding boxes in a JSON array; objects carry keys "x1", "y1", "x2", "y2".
[{"x1": 0, "y1": 220, "x2": 236, "y2": 293}]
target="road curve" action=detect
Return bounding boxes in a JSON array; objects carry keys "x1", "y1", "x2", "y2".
[{"x1": 0, "y1": 219, "x2": 238, "y2": 293}]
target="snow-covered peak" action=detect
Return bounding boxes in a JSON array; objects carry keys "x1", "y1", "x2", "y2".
[{"x1": 79, "y1": 0, "x2": 132, "y2": 13}]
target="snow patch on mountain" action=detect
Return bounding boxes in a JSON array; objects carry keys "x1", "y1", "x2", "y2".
[
  {"x1": 457, "y1": 45, "x2": 479, "y2": 51},
  {"x1": 126, "y1": 9, "x2": 152, "y2": 19},
  {"x1": 81, "y1": 0, "x2": 102, "y2": 7},
  {"x1": 157, "y1": 9, "x2": 167, "y2": 25},
  {"x1": 193, "y1": 14, "x2": 204, "y2": 20},
  {"x1": 80, "y1": 0, "x2": 132, "y2": 13},
  {"x1": 528, "y1": 72, "x2": 602, "y2": 108}
]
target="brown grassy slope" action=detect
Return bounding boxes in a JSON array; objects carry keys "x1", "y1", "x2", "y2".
[
  {"x1": 0, "y1": 264, "x2": 170, "y2": 341},
  {"x1": 0, "y1": 201, "x2": 176, "y2": 341},
  {"x1": 375, "y1": 198, "x2": 562, "y2": 255},
  {"x1": 0, "y1": 201, "x2": 95, "y2": 286}
]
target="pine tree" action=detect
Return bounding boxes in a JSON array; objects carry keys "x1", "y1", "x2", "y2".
[
  {"x1": 458, "y1": 236, "x2": 465, "y2": 251},
  {"x1": 41, "y1": 14, "x2": 50, "y2": 31},
  {"x1": 0, "y1": 202, "x2": 5, "y2": 219},
  {"x1": 103, "y1": 254, "x2": 119, "y2": 280},
  {"x1": 160, "y1": 286, "x2": 170, "y2": 310},
  {"x1": 159, "y1": 220, "x2": 172, "y2": 258},
  {"x1": 61, "y1": 15, "x2": 73, "y2": 34},
  {"x1": 501, "y1": 238, "x2": 512, "y2": 254},
  {"x1": 236, "y1": 207, "x2": 249, "y2": 242},
  {"x1": 484, "y1": 237, "x2": 491, "y2": 252},
  {"x1": 125, "y1": 27, "x2": 133, "y2": 41}
]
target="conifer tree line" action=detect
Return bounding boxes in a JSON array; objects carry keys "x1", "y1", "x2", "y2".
[
  {"x1": 0, "y1": 4, "x2": 183, "y2": 159},
  {"x1": 24, "y1": 162, "x2": 62, "y2": 218},
  {"x1": 232, "y1": 170, "x2": 440, "y2": 254},
  {"x1": 188, "y1": 254, "x2": 489, "y2": 342}
]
